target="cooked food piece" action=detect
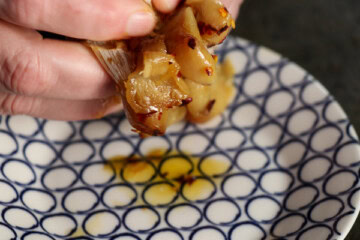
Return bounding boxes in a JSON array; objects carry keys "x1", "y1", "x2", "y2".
[
  {"x1": 185, "y1": 0, "x2": 234, "y2": 47},
  {"x1": 162, "y1": 7, "x2": 217, "y2": 85},
  {"x1": 88, "y1": 0, "x2": 235, "y2": 136},
  {"x1": 186, "y1": 59, "x2": 235, "y2": 123}
]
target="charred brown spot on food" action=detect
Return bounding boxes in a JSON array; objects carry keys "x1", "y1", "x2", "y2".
[
  {"x1": 217, "y1": 25, "x2": 229, "y2": 35},
  {"x1": 181, "y1": 97, "x2": 193, "y2": 106},
  {"x1": 198, "y1": 22, "x2": 218, "y2": 35},
  {"x1": 153, "y1": 130, "x2": 161, "y2": 136},
  {"x1": 187, "y1": 38, "x2": 196, "y2": 49},
  {"x1": 107, "y1": 57, "x2": 113, "y2": 64},
  {"x1": 169, "y1": 61, "x2": 173, "y2": 65},
  {"x1": 198, "y1": 21, "x2": 229, "y2": 36},
  {"x1": 206, "y1": 99, "x2": 216, "y2": 112},
  {"x1": 137, "y1": 111, "x2": 158, "y2": 122},
  {"x1": 205, "y1": 67, "x2": 214, "y2": 76}
]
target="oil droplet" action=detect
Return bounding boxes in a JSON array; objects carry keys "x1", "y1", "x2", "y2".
[
  {"x1": 160, "y1": 156, "x2": 193, "y2": 179},
  {"x1": 144, "y1": 182, "x2": 178, "y2": 206},
  {"x1": 85, "y1": 214, "x2": 104, "y2": 236},
  {"x1": 103, "y1": 149, "x2": 227, "y2": 205},
  {"x1": 85, "y1": 212, "x2": 119, "y2": 237},
  {"x1": 200, "y1": 158, "x2": 231, "y2": 176},
  {"x1": 123, "y1": 161, "x2": 156, "y2": 184},
  {"x1": 147, "y1": 148, "x2": 168, "y2": 158},
  {"x1": 71, "y1": 227, "x2": 85, "y2": 237},
  {"x1": 104, "y1": 155, "x2": 128, "y2": 175},
  {"x1": 182, "y1": 178, "x2": 215, "y2": 202}
]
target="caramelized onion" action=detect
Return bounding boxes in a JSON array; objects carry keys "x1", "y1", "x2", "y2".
[{"x1": 88, "y1": 0, "x2": 235, "y2": 136}]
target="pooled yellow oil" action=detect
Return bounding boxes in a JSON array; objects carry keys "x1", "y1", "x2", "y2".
[
  {"x1": 103, "y1": 149, "x2": 228, "y2": 205},
  {"x1": 71, "y1": 227, "x2": 85, "y2": 237},
  {"x1": 144, "y1": 183, "x2": 178, "y2": 206},
  {"x1": 200, "y1": 158, "x2": 231, "y2": 176}
]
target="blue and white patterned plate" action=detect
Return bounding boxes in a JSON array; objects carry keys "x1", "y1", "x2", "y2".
[{"x1": 0, "y1": 37, "x2": 359, "y2": 240}]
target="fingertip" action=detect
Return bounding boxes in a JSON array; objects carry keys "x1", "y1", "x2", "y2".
[
  {"x1": 104, "y1": 103, "x2": 123, "y2": 116},
  {"x1": 152, "y1": 0, "x2": 181, "y2": 13},
  {"x1": 222, "y1": 0, "x2": 243, "y2": 19},
  {"x1": 95, "y1": 96, "x2": 123, "y2": 119},
  {"x1": 125, "y1": 11, "x2": 157, "y2": 37}
]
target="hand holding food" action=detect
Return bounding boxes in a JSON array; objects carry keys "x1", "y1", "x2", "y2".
[
  {"x1": 0, "y1": 0, "x2": 243, "y2": 122},
  {"x1": 0, "y1": 0, "x2": 181, "y2": 120},
  {"x1": 90, "y1": 0, "x2": 238, "y2": 136}
]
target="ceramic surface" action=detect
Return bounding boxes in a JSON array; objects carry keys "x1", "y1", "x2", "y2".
[{"x1": 0, "y1": 37, "x2": 359, "y2": 240}]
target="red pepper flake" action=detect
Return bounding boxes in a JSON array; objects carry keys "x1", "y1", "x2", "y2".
[
  {"x1": 187, "y1": 38, "x2": 196, "y2": 49},
  {"x1": 185, "y1": 175, "x2": 196, "y2": 185},
  {"x1": 181, "y1": 97, "x2": 193, "y2": 106},
  {"x1": 177, "y1": 71, "x2": 182, "y2": 78},
  {"x1": 206, "y1": 99, "x2": 216, "y2": 112},
  {"x1": 219, "y1": 7, "x2": 229, "y2": 18},
  {"x1": 176, "y1": 174, "x2": 196, "y2": 185},
  {"x1": 137, "y1": 110, "x2": 157, "y2": 122},
  {"x1": 158, "y1": 111, "x2": 163, "y2": 121},
  {"x1": 205, "y1": 67, "x2": 213, "y2": 76}
]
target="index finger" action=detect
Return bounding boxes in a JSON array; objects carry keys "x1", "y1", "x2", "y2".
[{"x1": 0, "y1": 0, "x2": 156, "y2": 40}]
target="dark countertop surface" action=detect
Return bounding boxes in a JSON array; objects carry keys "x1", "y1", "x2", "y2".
[{"x1": 233, "y1": 0, "x2": 360, "y2": 239}]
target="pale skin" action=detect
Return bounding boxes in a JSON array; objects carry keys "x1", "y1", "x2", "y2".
[{"x1": 0, "y1": 0, "x2": 243, "y2": 121}]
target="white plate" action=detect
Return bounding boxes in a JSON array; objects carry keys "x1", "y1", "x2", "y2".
[{"x1": 0, "y1": 37, "x2": 359, "y2": 240}]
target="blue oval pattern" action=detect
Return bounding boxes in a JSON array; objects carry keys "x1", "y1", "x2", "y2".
[{"x1": 0, "y1": 36, "x2": 359, "y2": 240}]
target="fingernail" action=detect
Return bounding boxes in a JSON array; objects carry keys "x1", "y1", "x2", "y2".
[
  {"x1": 104, "y1": 95, "x2": 123, "y2": 115},
  {"x1": 126, "y1": 12, "x2": 155, "y2": 37},
  {"x1": 95, "y1": 96, "x2": 123, "y2": 119},
  {"x1": 160, "y1": 0, "x2": 178, "y2": 12},
  {"x1": 104, "y1": 103, "x2": 123, "y2": 115}
]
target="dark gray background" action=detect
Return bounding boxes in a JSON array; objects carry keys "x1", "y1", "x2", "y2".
[{"x1": 232, "y1": 0, "x2": 360, "y2": 239}]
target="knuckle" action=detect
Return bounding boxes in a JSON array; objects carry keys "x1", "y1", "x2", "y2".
[
  {"x1": 0, "y1": 94, "x2": 34, "y2": 115},
  {"x1": 0, "y1": 94, "x2": 14, "y2": 115},
  {"x1": 1, "y1": 49, "x2": 46, "y2": 96},
  {"x1": 5, "y1": 0, "x2": 43, "y2": 25}
]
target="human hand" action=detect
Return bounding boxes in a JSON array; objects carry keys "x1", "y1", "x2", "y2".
[
  {"x1": 222, "y1": 0, "x2": 244, "y2": 19},
  {"x1": 0, "y1": 0, "x2": 182, "y2": 121}
]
